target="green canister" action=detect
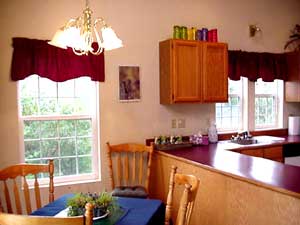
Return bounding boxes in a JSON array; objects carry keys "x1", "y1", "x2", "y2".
[
  {"x1": 181, "y1": 26, "x2": 188, "y2": 39},
  {"x1": 173, "y1": 25, "x2": 181, "y2": 39}
]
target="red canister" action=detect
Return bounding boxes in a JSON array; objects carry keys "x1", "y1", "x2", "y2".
[
  {"x1": 211, "y1": 29, "x2": 218, "y2": 42},
  {"x1": 208, "y1": 30, "x2": 213, "y2": 42}
]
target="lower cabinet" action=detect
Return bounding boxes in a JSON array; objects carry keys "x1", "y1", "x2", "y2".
[
  {"x1": 263, "y1": 146, "x2": 283, "y2": 162},
  {"x1": 240, "y1": 149, "x2": 263, "y2": 157},
  {"x1": 239, "y1": 146, "x2": 283, "y2": 162}
]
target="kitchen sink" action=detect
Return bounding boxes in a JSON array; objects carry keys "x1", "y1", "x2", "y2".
[
  {"x1": 230, "y1": 139, "x2": 258, "y2": 145},
  {"x1": 229, "y1": 135, "x2": 285, "y2": 146}
]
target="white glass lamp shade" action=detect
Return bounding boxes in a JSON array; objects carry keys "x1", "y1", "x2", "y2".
[
  {"x1": 48, "y1": 28, "x2": 68, "y2": 49},
  {"x1": 48, "y1": 26, "x2": 89, "y2": 51},
  {"x1": 101, "y1": 27, "x2": 123, "y2": 51}
]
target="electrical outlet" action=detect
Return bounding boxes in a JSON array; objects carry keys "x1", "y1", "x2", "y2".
[
  {"x1": 171, "y1": 119, "x2": 177, "y2": 128},
  {"x1": 178, "y1": 118, "x2": 186, "y2": 128}
]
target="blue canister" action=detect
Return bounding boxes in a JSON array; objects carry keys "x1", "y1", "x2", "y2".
[
  {"x1": 202, "y1": 28, "x2": 208, "y2": 41},
  {"x1": 196, "y1": 29, "x2": 202, "y2": 40}
]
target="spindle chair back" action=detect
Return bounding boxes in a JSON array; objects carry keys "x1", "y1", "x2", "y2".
[
  {"x1": 0, "y1": 202, "x2": 93, "y2": 225},
  {"x1": 106, "y1": 142, "x2": 153, "y2": 197},
  {"x1": 0, "y1": 160, "x2": 54, "y2": 214},
  {"x1": 165, "y1": 166, "x2": 200, "y2": 225}
]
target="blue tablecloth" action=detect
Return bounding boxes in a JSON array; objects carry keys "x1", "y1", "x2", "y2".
[{"x1": 31, "y1": 194, "x2": 165, "y2": 225}]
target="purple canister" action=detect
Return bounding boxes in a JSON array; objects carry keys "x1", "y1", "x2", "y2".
[
  {"x1": 202, "y1": 28, "x2": 208, "y2": 41},
  {"x1": 196, "y1": 29, "x2": 202, "y2": 40}
]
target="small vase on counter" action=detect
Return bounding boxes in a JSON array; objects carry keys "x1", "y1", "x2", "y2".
[{"x1": 208, "y1": 123, "x2": 218, "y2": 143}]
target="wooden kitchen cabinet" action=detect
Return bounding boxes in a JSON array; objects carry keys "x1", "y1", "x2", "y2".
[
  {"x1": 285, "y1": 51, "x2": 300, "y2": 102},
  {"x1": 239, "y1": 146, "x2": 283, "y2": 162},
  {"x1": 240, "y1": 149, "x2": 264, "y2": 157},
  {"x1": 263, "y1": 146, "x2": 283, "y2": 162},
  {"x1": 159, "y1": 39, "x2": 228, "y2": 104}
]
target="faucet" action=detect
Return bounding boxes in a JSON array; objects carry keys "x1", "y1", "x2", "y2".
[{"x1": 238, "y1": 131, "x2": 252, "y2": 139}]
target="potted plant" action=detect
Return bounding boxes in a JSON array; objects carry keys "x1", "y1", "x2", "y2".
[
  {"x1": 67, "y1": 192, "x2": 117, "y2": 218},
  {"x1": 284, "y1": 24, "x2": 300, "y2": 51}
]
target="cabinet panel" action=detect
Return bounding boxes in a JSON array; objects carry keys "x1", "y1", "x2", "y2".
[
  {"x1": 263, "y1": 146, "x2": 282, "y2": 159},
  {"x1": 240, "y1": 149, "x2": 264, "y2": 157},
  {"x1": 173, "y1": 41, "x2": 202, "y2": 102},
  {"x1": 285, "y1": 51, "x2": 300, "y2": 102},
  {"x1": 202, "y1": 43, "x2": 228, "y2": 102}
]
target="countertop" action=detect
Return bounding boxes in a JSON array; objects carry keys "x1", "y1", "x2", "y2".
[{"x1": 156, "y1": 135, "x2": 300, "y2": 197}]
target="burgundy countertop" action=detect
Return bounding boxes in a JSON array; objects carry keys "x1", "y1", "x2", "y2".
[{"x1": 157, "y1": 135, "x2": 300, "y2": 197}]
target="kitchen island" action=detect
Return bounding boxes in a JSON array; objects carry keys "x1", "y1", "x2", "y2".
[{"x1": 148, "y1": 135, "x2": 300, "y2": 225}]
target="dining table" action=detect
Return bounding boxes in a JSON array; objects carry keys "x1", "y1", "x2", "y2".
[{"x1": 31, "y1": 193, "x2": 165, "y2": 225}]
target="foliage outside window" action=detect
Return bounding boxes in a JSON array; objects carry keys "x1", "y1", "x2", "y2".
[
  {"x1": 255, "y1": 79, "x2": 280, "y2": 129},
  {"x1": 216, "y1": 80, "x2": 243, "y2": 131},
  {"x1": 20, "y1": 75, "x2": 98, "y2": 181}
]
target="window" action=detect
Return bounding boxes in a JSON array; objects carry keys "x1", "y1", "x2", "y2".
[
  {"x1": 19, "y1": 75, "x2": 99, "y2": 183},
  {"x1": 215, "y1": 77, "x2": 283, "y2": 133},
  {"x1": 255, "y1": 78, "x2": 282, "y2": 129},
  {"x1": 216, "y1": 79, "x2": 243, "y2": 131}
]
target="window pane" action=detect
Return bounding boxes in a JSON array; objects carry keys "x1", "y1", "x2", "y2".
[
  {"x1": 216, "y1": 105, "x2": 222, "y2": 117},
  {"x1": 20, "y1": 75, "x2": 38, "y2": 97},
  {"x1": 255, "y1": 78, "x2": 277, "y2": 95},
  {"x1": 77, "y1": 120, "x2": 92, "y2": 136},
  {"x1": 39, "y1": 98, "x2": 57, "y2": 115},
  {"x1": 21, "y1": 98, "x2": 38, "y2": 116},
  {"x1": 59, "y1": 120, "x2": 75, "y2": 137},
  {"x1": 77, "y1": 137, "x2": 92, "y2": 155},
  {"x1": 41, "y1": 140, "x2": 59, "y2": 157},
  {"x1": 39, "y1": 77, "x2": 57, "y2": 97},
  {"x1": 78, "y1": 157, "x2": 92, "y2": 174},
  {"x1": 255, "y1": 79, "x2": 279, "y2": 128},
  {"x1": 24, "y1": 121, "x2": 40, "y2": 139},
  {"x1": 61, "y1": 158, "x2": 77, "y2": 175},
  {"x1": 229, "y1": 80, "x2": 241, "y2": 95},
  {"x1": 25, "y1": 141, "x2": 40, "y2": 159},
  {"x1": 40, "y1": 121, "x2": 58, "y2": 138},
  {"x1": 60, "y1": 139, "x2": 76, "y2": 156},
  {"x1": 215, "y1": 79, "x2": 242, "y2": 131},
  {"x1": 58, "y1": 80, "x2": 74, "y2": 98},
  {"x1": 58, "y1": 98, "x2": 75, "y2": 115}
]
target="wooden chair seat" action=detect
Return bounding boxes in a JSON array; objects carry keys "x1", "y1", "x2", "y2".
[
  {"x1": 106, "y1": 142, "x2": 154, "y2": 198},
  {"x1": 0, "y1": 160, "x2": 54, "y2": 214},
  {"x1": 165, "y1": 166, "x2": 200, "y2": 225},
  {"x1": 0, "y1": 202, "x2": 93, "y2": 225}
]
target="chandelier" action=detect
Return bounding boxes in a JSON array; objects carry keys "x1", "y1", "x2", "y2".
[{"x1": 48, "y1": 0, "x2": 123, "y2": 55}]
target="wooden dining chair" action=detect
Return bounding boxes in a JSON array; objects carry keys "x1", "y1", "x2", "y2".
[
  {"x1": 0, "y1": 202, "x2": 93, "y2": 225},
  {"x1": 106, "y1": 142, "x2": 154, "y2": 198},
  {"x1": 165, "y1": 166, "x2": 200, "y2": 225},
  {"x1": 0, "y1": 160, "x2": 54, "y2": 214}
]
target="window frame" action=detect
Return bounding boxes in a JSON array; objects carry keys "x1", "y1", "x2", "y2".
[
  {"x1": 254, "y1": 79, "x2": 282, "y2": 130},
  {"x1": 18, "y1": 77, "x2": 100, "y2": 185},
  {"x1": 216, "y1": 79, "x2": 244, "y2": 132}
]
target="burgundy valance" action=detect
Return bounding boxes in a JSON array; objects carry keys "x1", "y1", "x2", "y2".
[
  {"x1": 11, "y1": 37, "x2": 105, "y2": 82},
  {"x1": 228, "y1": 50, "x2": 287, "y2": 82}
]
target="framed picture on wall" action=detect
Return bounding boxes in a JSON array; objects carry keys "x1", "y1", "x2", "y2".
[{"x1": 119, "y1": 66, "x2": 140, "y2": 102}]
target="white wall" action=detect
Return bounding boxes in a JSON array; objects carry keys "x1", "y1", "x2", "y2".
[{"x1": 1, "y1": 0, "x2": 300, "y2": 203}]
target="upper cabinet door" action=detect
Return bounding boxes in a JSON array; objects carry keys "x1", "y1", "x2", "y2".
[
  {"x1": 202, "y1": 42, "x2": 228, "y2": 102},
  {"x1": 172, "y1": 40, "x2": 202, "y2": 102},
  {"x1": 285, "y1": 51, "x2": 300, "y2": 102}
]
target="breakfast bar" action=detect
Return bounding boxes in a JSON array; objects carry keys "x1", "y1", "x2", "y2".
[{"x1": 149, "y1": 134, "x2": 300, "y2": 225}]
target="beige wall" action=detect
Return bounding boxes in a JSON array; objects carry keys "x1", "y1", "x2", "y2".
[{"x1": 1, "y1": 0, "x2": 300, "y2": 202}]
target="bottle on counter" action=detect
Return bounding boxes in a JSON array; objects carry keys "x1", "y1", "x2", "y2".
[{"x1": 208, "y1": 122, "x2": 218, "y2": 143}]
